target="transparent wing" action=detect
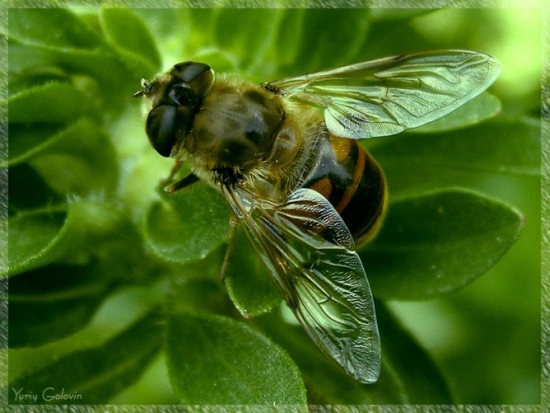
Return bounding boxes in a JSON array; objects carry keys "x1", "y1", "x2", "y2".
[
  {"x1": 223, "y1": 186, "x2": 381, "y2": 383},
  {"x1": 267, "y1": 50, "x2": 501, "y2": 139}
]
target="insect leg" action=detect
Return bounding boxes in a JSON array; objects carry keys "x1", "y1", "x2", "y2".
[
  {"x1": 164, "y1": 172, "x2": 200, "y2": 193},
  {"x1": 220, "y1": 221, "x2": 239, "y2": 284}
]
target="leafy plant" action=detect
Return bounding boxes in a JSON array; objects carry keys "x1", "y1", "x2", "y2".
[{"x1": 4, "y1": 6, "x2": 541, "y2": 406}]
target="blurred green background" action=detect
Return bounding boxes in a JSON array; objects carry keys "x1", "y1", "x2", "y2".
[
  {"x1": 370, "y1": 8, "x2": 542, "y2": 404},
  {"x1": 4, "y1": 5, "x2": 542, "y2": 406}
]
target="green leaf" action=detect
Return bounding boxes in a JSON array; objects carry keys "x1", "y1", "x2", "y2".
[
  {"x1": 224, "y1": 226, "x2": 281, "y2": 317},
  {"x1": 7, "y1": 118, "x2": 118, "y2": 196},
  {"x1": 279, "y1": 9, "x2": 370, "y2": 75},
  {"x1": 8, "y1": 262, "x2": 118, "y2": 348},
  {"x1": 7, "y1": 46, "x2": 70, "y2": 95},
  {"x1": 100, "y1": 8, "x2": 161, "y2": 68},
  {"x1": 170, "y1": 276, "x2": 231, "y2": 316},
  {"x1": 8, "y1": 123, "x2": 65, "y2": 166},
  {"x1": 5, "y1": 6, "x2": 539, "y2": 406},
  {"x1": 412, "y1": 92, "x2": 501, "y2": 133},
  {"x1": 376, "y1": 302, "x2": 453, "y2": 403},
  {"x1": 8, "y1": 164, "x2": 63, "y2": 213},
  {"x1": 134, "y1": 8, "x2": 189, "y2": 50},
  {"x1": 258, "y1": 310, "x2": 404, "y2": 404},
  {"x1": 267, "y1": 9, "x2": 304, "y2": 71},
  {"x1": 7, "y1": 82, "x2": 100, "y2": 124},
  {"x1": 362, "y1": 188, "x2": 524, "y2": 300},
  {"x1": 370, "y1": 117, "x2": 541, "y2": 196},
  {"x1": 8, "y1": 8, "x2": 102, "y2": 50},
  {"x1": 7, "y1": 206, "x2": 66, "y2": 277},
  {"x1": 257, "y1": 305, "x2": 452, "y2": 404},
  {"x1": 9, "y1": 199, "x2": 151, "y2": 346},
  {"x1": 8, "y1": 201, "x2": 131, "y2": 277},
  {"x1": 370, "y1": 9, "x2": 436, "y2": 21},
  {"x1": 165, "y1": 311, "x2": 306, "y2": 406},
  {"x1": 134, "y1": 8, "x2": 195, "y2": 65},
  {"x1": 144, "y1": 183, "x2": 231, "y2": 265},
  {"x1": 213, "y1": 8, "x2": 283, "y2": 72},
  {"x1": 352, "y1": 13, "x2": 434, "y2": 61},
  {"x1": 8, "y1": 309, "x2": 164, "y2": 404},
  {"x1": 8, "y1": 8, "x2": 147, "y2": 109},
  {"x1": 8, "y1": 39, "x2": 134, "y2": 105},
  {"x1": 99, "y1": 8, "x2": 161, "y2": 78}
]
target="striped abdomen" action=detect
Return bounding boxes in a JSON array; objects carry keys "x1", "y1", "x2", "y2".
[{"x1": 302, "y1": 134, "x2": 387, "y2": 246}]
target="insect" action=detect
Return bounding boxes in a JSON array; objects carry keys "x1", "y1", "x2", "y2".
[{"x1": 135, "y1": 50, "x2": 501, "y2": 383}]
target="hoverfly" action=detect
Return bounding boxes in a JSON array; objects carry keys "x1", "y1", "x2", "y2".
[{"x1": 134, "y1": 50, "x2": 501, "y2": 383}]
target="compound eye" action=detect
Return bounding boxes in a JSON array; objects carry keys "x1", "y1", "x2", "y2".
[
  {"x1": 146, "y1": 104, "x2": 194, "y2": 157},
  {"x1": 168, "y1": 84, "x2": 197, "y2": 106},
  {"x1": 172, "y1": 62, "x2": 211, "y2": 82},
  {"x1": 145, "y1": 105, "x2": 178, "y2": 157},
  {"x1": 170, "y1": 62, "x2": 214, "y2": 98}
]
